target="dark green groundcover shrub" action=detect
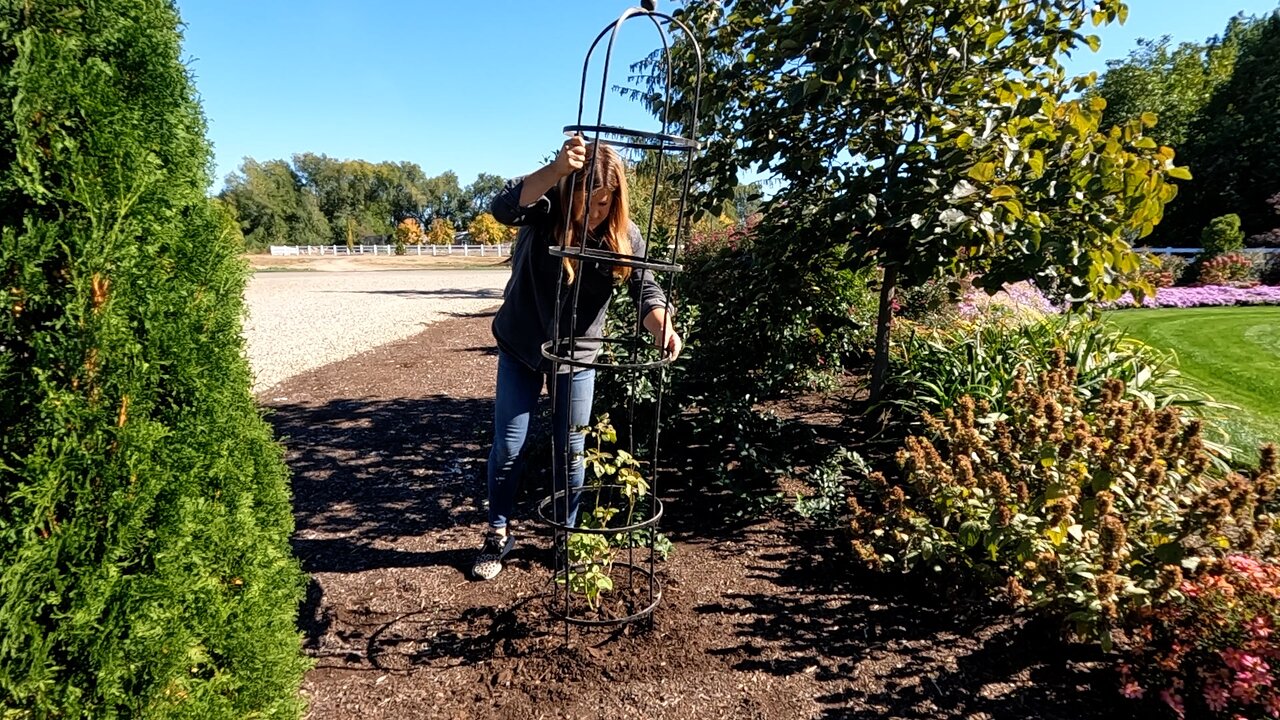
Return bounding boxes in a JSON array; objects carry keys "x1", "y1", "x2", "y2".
[
  {"x1": 593, "y1": 216, "x2": 877, "y2": 514},
  {"x1": 1, "y1": 2, "x2": 309, "y2": 717},
  {"x1": 661, "y1": 217, "x2": 874, "y2": 402}
]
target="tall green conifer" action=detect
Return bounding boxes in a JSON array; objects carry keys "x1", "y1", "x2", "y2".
[{"x1": 0, "y1": 2, "x2": 309, "y2": 715}]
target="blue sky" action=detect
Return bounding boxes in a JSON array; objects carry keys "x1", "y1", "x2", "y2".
[{"x1": 176, "y1": 0, "x2": 1280, "y2": 193}]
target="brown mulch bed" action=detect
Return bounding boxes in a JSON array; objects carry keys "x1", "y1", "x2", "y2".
[{"x1": 262, "y1": 310, "x2": 1134, "y2": 720}]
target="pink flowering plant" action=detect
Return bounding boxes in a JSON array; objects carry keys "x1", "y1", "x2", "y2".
[
  {"x1": 1137, "y1": 252, "x2": 1183, "y2": 288},
  {"x1": 1121, "y1": 545, "x2": 1280, "y2": 719},
  {"x1": 1104, "y1": 284, "x2": 1280, "y2": 309},
  {"x1": 682, "y1": 213, "x2": 759, "y2": 261},
  {"x1": 1198, "y1": 252, "x2": 1258, "y2": 287},
  {"x1": 957, "y1": 280, "x2": 1060, "y2": 323}
]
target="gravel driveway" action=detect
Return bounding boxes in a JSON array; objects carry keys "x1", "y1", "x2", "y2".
[{"x1": 243, "y1": 269, "x2": 508, "y2": 394}]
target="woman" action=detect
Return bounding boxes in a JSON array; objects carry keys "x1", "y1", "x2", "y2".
[{"x1": 473, "y1": 135, "x2": 681, "y2": 581}]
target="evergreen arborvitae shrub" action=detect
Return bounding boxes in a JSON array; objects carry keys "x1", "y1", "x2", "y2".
[
  {"x1": 1200, "y1": 213, "x2": 1245, "y2": 258},
  {"x1": 0, "y1": 2, "x2": 309, "y2": 716}
]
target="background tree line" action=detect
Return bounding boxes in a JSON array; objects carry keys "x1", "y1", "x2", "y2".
[
  {"x1": 1094, "y1": 7, "x2": 1280, "y2": 247},
  {"x1": 218, "y1": 155, "x2": 509, "y2": 251}
]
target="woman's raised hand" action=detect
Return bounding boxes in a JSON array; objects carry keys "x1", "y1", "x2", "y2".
[{"x1": 553, "y1": 135, "x2": 588, "y2": 178}]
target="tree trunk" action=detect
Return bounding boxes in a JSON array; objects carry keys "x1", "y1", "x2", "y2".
[{"x1": 870, "y1": 264, "x2": 899, "y2": 402}]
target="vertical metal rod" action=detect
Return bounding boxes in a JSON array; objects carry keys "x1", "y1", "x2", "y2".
[
  {"x1": 650, "y1": 11, "x2": 703, "y2": 625},
  {"x1": 558, "y1": 10, "x2": 628, "y2": 628},
  {"x1": 549, "y1": 141, "x2": 579, "y2": 641},
  {"x1": 636, "y1": 13, "x2": 674, "y2": 607}
]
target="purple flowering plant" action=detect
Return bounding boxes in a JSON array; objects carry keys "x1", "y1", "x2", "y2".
[{"x1": 1104, "y1": 285, "x2": 1280, "y2": 310}]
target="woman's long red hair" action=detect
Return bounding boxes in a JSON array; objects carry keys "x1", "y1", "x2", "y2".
[{"x1": 555, "y1": 141, "x2": 632, "y2": 286}]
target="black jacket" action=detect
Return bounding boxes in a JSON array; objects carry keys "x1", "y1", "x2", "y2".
[{"x1": 489, "y1": 176, "x2": 670, "y2": 372}]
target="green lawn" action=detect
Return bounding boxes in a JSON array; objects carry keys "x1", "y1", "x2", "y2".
[{"x1": 1108, "y1": 306, "x2": 1280, "y2": 464}]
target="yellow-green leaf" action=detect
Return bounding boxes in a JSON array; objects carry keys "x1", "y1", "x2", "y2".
[
  {"x1": 968, "y1": 162, "x2": 997, "y2": 182},
  {"x1": 999, "y1": 199, "x2": 1025, "y2": 220},
  {"x1": 1168, "y1": 166, "x2": 1192, "y2": 181},
  {"x1": 990, "y1": 185, "x2": 1017, "y2": 199},
  {"x1": 1046, "y1": 525, "x2": 1067, "y2": 545},
  {"x1": 1028, "y1": 151, "x2": 1045, "y2": 178}
]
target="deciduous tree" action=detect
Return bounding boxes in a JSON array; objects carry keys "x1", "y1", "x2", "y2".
[
  {"x1": 395, "y1": 217, "x2": 424, "y2": 246},
  {"x1": 464, "y1": 173, "x2": 507, "y2": 222},
  {"x1": 1094, "y1": 31, "x2": 1241, "y2": 149},
  {"x1": 427, "y1": 217, "x2": 457, "y2": 245},
  {"x1": 1183, "y1": 12, "x2": 1280, "y2": 244},
  {"x1": 649, "y1": 0, "x2": 1184, "y2": 397},
  {"x1": 1094, "y1": 11, "x2": 1280, "y2": 245},
  {"x1": 467, "y1": 212, "x2": 514, "y2": 245},
  {"x1": 221, "y1": 158, "x2": 330, "y2": 249}
]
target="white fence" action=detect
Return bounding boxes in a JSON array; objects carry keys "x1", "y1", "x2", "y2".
[
  {"x1": 268, "y1": 244, "x2": 512, "y2": 257},
  {"x1": 1139, "y1": 246, "x2": 1280, "y2": 256}
]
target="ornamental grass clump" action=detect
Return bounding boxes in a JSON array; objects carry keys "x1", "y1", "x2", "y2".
[{"x1": 849, "y1": 349, "x2": 1280, "y2": 647}]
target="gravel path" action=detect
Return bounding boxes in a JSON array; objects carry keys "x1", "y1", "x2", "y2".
[{"x1": 243, "y1": 269, "x2": 508, "y2": 394}]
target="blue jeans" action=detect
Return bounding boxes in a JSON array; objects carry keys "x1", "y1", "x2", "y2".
[{"x1": 486, "y1": 349, "x2": 595, "y2": 530}]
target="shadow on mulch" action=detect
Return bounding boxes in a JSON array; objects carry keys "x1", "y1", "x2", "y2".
[
  {"x1": 259, "y1": 309, "x2": 1143, "y2": 719},
  {"x1": 334, "y1": 288, "x2": 506, "y2": 300},
  {"x1": 699, "y1": 528, "x2": 1129, "y2": 720},
  {"x1": 270, "y1": 394, "x2": 491, "y2": 555},
  {"x1": 267, "y1": 389, "x2": 589, "y2": 683},
  {"x1": 266, "y1": 394, "x2": 493, "y2": 659}
]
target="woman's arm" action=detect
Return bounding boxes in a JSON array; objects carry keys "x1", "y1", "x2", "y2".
[
  {"x1": 626, "y1": 228, "x2": 682, "y2": 358},
  {"x1": 517, "y1": 134, "x2": 586, "y2": 203},
  {"x1": 643, "y1": 306, "x2": 682, "y2": 360},
  {"x1": 519, "y1": 136, "x2": 584, "y2": 205},
  {"x1": 490, "y1": 136, "x2": 587, "y2": 226}
]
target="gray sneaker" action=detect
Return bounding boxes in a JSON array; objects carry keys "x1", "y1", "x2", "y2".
[{"x1": 471, "y1": 530, "x2": 515, "y2": 580}]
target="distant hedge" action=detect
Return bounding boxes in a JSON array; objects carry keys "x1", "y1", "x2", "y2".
[{"x1": 0, "y1": 1, "x2": 309, "y2": 716}]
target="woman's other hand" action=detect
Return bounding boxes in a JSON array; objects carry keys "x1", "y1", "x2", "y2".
[
  {"x1": 554, "y1": 135, "x2": 588, "y2": 178},
  {"x1": 657, "y1": 324, "x2": 683, "y2": 360},
  {"x1": 643, "y1": 307, "x2": 681, "y2": 360}
]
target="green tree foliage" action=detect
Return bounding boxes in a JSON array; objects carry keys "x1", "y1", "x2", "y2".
[
  {"x1": 648, "y1": 0, "x2": 1183, "y2": 398},
  {"x1": 1096, "y1": 11, "x2": 1280, "y2": 246},
  {"x1": 220, "y1": 158, "x2": 330, "y2": 250},
  {"x1": 1254, "y1": 192, "x2": 1280, "y2": 248},
  {"x1": 1201, "y1": 213, "x2": 1245, "y2": 257},
  {"x1": 224, "y1": 156, "x2": 504, "y2": 250},
  {"x1": 291, "y1": 153, "x2": 427, "y2": 243},
  {"x1": 0, "y1": 1, "x2": 309, "y2": 715},
  {"x1": 1184, "y1": 12, "x2": 1280, "y2": 244},
  {"x1": 420, "y1": 170, "x2": 471, "y2": 225},
  {"x1": 1093, "y1": 30, "x2": 1242, "y2": 149},
  {"x1": 464, "y1": 173, "x2": 507, "y2": 220}
]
